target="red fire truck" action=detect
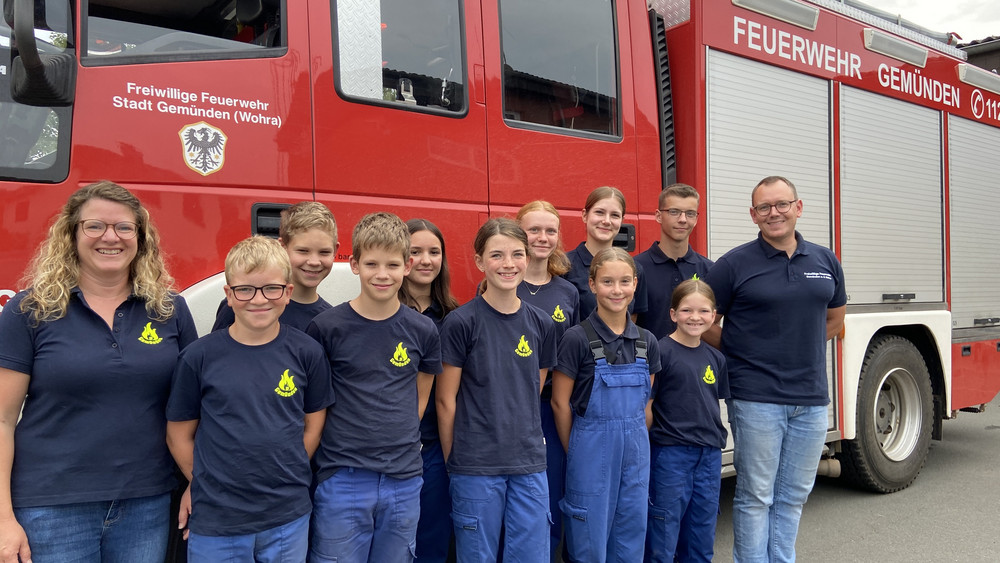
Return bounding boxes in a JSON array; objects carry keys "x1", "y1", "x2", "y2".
[{"x1": 3, "y1": 0, "x2": 999, "y2": 493}]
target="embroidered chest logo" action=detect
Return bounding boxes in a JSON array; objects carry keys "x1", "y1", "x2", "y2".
[
  {"x1": 691, "y1": 273, "x2": 700, "y2": 280},
  {"x1": 515, "y1": 335, "x2": 533, "y2": 357},
  {"x1": 275, "y1": 369, "x2": 298, "y2": 397},
  {"x1": 702, "y1": 365, "x2": 716, "y2": 385},
  {"x1": 551, "y1": 305, "x2": 566, "y2": 323},
  {"x1": 391, "y1": 342, "x2": 412, "y2": 367},
  {"x1": 138, "y1": 322, "x2": 163, "y2": 345}
]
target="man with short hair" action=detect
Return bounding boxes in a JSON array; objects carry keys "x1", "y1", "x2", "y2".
[
  {"x1": 635, "y1": 183, "x2": 713, "y2": 340},
  {"x1": 703, "y1": 176, "x2": 846, "y2": 563}
]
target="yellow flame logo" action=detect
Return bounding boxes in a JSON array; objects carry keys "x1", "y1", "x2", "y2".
[
  {"x1": 551, "y1": 305, "x2": 566, "y2": 323},
  {"x1": 390, "y1": 342, "x2": 411, "y2": 367},
  {"x1": 138, "y1": 322, "x2": 162, "y2": 345},
  {"x1": 692, "y1": 273, "x2": 700, "y2": 280},
  {"x1": 703, "y1": 365, "x2": 716, "y2": 385},
  {"x1": 515, "y1": 335, "x2": 533, "y2": 357},
  {"x1": 275, "y1": 369, "x2": 298, "y2": 397}
]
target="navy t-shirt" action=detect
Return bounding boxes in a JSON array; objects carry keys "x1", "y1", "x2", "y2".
[
  {"x1": 634, "y1": 243, "x2": 714, "y2": 340},
  {"x1": 555, "y1": 312, "x2": 660, "y2": 417},
  {"x1": 212, "y1": 296, "x2": 332, "y2": 332},
  {"x1": 703, "y1": 232, "x2": 847, "y2": 406},
  {"x1": 440, "y1": 296, "x2": 557, "y2": 475},
  {"x1": 166, "y1": 325, "x2": 334, "y2": 536},
  {"x1": 416, "y1": 300, "x2": 447, "y2": 444},
  {"x1": 518, "y1": 276, "x2": 580, "y2": 398},
  {"x1": 564, "y1": 241, "x2": 648, "y2": 319},
  {"x1": 650, "y1": 337, "x2": 730, "y2": 449},
  {"x1": 307, "y1": 303, "x2": 442, "y2": 482},
  {"x1": 0, "y1": 289, "x2": 197, "y2": 507}
]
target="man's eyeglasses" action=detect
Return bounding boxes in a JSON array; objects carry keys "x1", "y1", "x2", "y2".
[
  {"x1": 658, "y1": 208, "x2": 698, "y2": 219},
  {"x1": 78, "y1": 220, "x2": 138, "y2": 239},
  {"x1": 752, "y1": 200, "x2": 797, "y2": 216},
  {"x1": 229, "y1": 284, "x2": 288, "y2": 301}
]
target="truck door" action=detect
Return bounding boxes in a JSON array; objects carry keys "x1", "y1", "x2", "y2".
[
  {"x1": 483, "y1": 0, "x2": 640, "y2": 230},
  {"x1": 311, "y1": 0, "x2": 489, "y2": 267}
]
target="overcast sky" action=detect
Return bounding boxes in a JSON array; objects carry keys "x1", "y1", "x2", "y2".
[{"x1": 861, "y1": 0, "x2": 1000, "y2": 42}]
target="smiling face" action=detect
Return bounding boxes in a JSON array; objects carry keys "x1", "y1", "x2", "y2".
[
  {"x1": 225, "y1": 265, "x2": 291, "y2": 334},
  {"x1": 351, "y1": 245, "x2": 411, "y2": 304},
  {"x1": 751, "y1": 179, "x2": 802, "y2": 248},
  {"x1": 588, "y1": 258, "x2": 635, "y2": 316},
  {"x1": 284, "y1": 227, "x2": 337, "y2": 292},
  {"x1": 670, "y1": 291, "x2": 716, "y2": 342},
  {"x1": 475, "y1": 233, "x2": 527, "y2": 293},
  {"x1": 520, "y1": 209, "x2": 560, "y2": 263},
  {"x1": 406, "y1": 229, "x2": 443, "y2": 289},
  {"x1": 583, "y1": 197, "x2": 624, "y2": 246},
  {"x1": 75, "y1": 198, "x2": 139, "y2": 281}
]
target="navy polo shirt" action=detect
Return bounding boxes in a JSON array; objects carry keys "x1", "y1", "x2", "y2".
[
  {"x1": 212, "y1": 296, "x2": 332, "y2": 332},
  {"x1": 416, "y1": 299, "x2": 448, "y2": 444},
  {"x1": 307, "y1": 303, "x2": 442, "y2": 482},
  {"x1": 440, "y1": 296, "x2": 557, "y2": 475},
  {"x1": 634, "y1": 242, "x2": 714, "y2": 340},
  {"x1": 0, "y1": 289, "x2": 197, "y2": 508},
  {"x1": 650, "y1": 337, "x2": 730, "y2": 449},
  {"x1": 555, "y1": 312, "x2": 660, "y2": 417},
  {"x1": 166, "y1": 325, "x2": 334, "y2": 536},
  {"x1": 703, "y1": 232, "x2": 846, "y2": 406},
  {"x1": 564, "y1": 242, "x2": 648, "y2": 319}
]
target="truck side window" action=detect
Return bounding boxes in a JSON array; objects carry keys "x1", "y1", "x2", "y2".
[
  {"x1": 83, "y1": 0, "x2": 284, "y2": 64},
  {"x1": 499, "y1": 0, "x2": 620, "y2": 137},
  {"x1": 0, "y1": 8, "x2": 71, "y2": 182},
  {"x1": 333, "y1": 0, "x2": 465, "y2": 113}
]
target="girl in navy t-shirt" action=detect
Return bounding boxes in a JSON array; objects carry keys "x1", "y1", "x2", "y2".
[
  {"x1": 437, "y1": 218, "x2": 557, "y2": 563},
  {"x1": 646, "y1": 279, "x2": 730, "y2": 563},
  {"x1": 399, "y1": 218, "x2": 459, "y2": 563},
  {"x1": 552, "y1": 247, "x2": 660, "y2": 562}
]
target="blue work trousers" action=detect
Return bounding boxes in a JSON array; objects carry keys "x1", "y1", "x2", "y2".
[
  {"x1": 188, "y1": 512, "x2": 309, "y2": 563},
  {"x1": 309, "y1": 467, "x2": 422, "y2": 563},
  {"x1": 449, "y1": 472, "x2": 550, "y2": 563},
  {"x1": 645, "y1": 445, "x2": 721, "y2": 563},
  {"x1": 560, "y1": 357, "x2": 651, "y2": 562}
]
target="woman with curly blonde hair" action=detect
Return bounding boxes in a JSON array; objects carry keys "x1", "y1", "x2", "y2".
[{"x1": 0, "y1": 181, "x2": 197, "y2": 562}]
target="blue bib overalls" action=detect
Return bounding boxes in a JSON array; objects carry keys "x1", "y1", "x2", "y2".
[{"x1": 560, "y1": 320, "x2": 651, "y2": 562}]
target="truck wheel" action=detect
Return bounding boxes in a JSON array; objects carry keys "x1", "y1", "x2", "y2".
[{"x1": 838, "y1": 335, "x2": 933, "y2": 493}]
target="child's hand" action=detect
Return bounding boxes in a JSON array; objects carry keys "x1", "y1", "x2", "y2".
[{"x1": 178, "y1": 484, "x2": 192, "y2": 540}]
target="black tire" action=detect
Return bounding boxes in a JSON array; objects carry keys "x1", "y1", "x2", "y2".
[{"x1": 838, "y1": 335, "x2": 933, "y2": 493}]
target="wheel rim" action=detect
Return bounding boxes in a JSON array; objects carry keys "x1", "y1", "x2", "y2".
[{"x1": 872, "y1": 367, "x2": 922, "y2": 461}]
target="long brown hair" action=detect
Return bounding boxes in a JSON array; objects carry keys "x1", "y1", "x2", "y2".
[{"x1": 399, "y1": 218, "x2": 459, "y2": 317}]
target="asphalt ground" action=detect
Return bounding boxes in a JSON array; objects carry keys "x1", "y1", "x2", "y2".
[{"x1": 712, "y1": 395, "x2": 1000, "y2": 561}]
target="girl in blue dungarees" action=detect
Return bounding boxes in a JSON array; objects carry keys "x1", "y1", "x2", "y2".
[{"x1": 551, "y1": 247, "x2": 661, "y2": 562}]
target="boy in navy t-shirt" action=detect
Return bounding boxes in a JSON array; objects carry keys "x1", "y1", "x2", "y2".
[
  {"x1": 213, "y1": 201, "x2": 340, "y2": 331},
  {"x1": 166, "y1": 236, "x2": 334, "y2": 562},
  {"x1": 306, "y1": 212, "x2": 442, "y2": 563}
]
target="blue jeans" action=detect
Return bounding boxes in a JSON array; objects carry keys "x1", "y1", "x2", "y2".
[
  {"x1": 729, "y1": 400, "x2": 827, "y2": 563},
  {"x1": 646, "y1": 445, "x2": 721, "y2": 563},
  {"x1": 188, "y1": 512, "x2": 309, "y2": 562},
  {"x1": 310, "y1": 468, "x2": 422, "y2": 563},
  {"x1": 449, "y1": 472, "x2": 550, "y2": 563},
  {"x1": 539, "y1": 399, "x2": 565, "y2": 563},
  {"x1": 15, "y1": 493, "x2": 170, "y2": 563},
  {"x1": 415, "y1": 441, "x2": 452, "y2": 562}
]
